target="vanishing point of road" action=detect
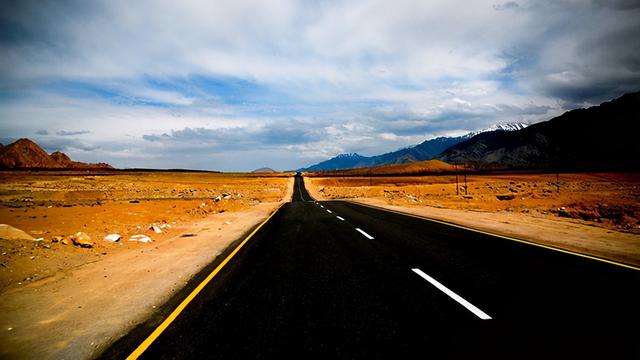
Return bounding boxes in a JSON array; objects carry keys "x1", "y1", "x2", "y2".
[{"x1": 104, "y1": 174, "x2": 639, "y2": 359}]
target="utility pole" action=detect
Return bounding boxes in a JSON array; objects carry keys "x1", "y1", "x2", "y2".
[
  {"x1": 455, "y1": 163, "x2": 459, "y2": 195},
  {"x1": 463, "y1": 163, "x2": 468, "y2": 195}
]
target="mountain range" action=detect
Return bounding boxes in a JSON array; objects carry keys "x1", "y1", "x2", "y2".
[
  {"x1": 438, "y1": 91, "x2": 640, "y2": 169},
  {"x1": 299, "y1": 123, "x2": 528, "y2": 171},
  {"x1": 0, "y1": 138, "x2": 112, "y2": 169}
]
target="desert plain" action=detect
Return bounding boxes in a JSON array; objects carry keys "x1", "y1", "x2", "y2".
[{"x1": 0, "y1": 170, "x2": 293, "y2": 359}]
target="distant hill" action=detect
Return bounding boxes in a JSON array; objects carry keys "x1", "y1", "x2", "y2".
[
  {"x1": 305, "y1": 159, "x2": 455, "y2": 177},
  {"x1": 0, "y1": 138, "x2": 113, "y2": 169},
  {"x1": 299, "y1": 123, "x2": 527, "y2": 171},
  {"x1": 300, "y1": 153, "x2": 368, "y2": 171},
  {"x1": 252, "y1": 167, "x2": 276, "y2": 173},
  {"x1": 438, "y1": 91, "x2": 640, "y2": 169}
]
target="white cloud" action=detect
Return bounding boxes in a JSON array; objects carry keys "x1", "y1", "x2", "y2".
[{"x1": 0, "y1": 0, "x2": 638, "y2": 170}]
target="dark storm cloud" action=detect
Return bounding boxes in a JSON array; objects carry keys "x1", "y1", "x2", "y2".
[
  {"x1": 593, "y1": 0, "x2": 640, "y2": 10},
  {"x1": 522, "y1": 0, "x2": 640, "y2": 104}
]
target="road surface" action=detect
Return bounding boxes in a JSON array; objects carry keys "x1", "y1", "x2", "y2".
[{"x1": 106, "y1": 175, "x2": 639, "y2": 359}]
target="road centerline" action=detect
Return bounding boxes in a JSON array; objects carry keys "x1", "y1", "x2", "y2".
[
  {"x1": 355, "y1": 228, "x2": 374, "y2": 239},
  {"x1": 326, "y1": 209, "x2": 332, "y2": 214},
  {"x1": 336, "y1": 216, "x2": 345, "y2": 221},
  {"x1": 411, "y1": 268, "x2": 492, "y2": 320}
]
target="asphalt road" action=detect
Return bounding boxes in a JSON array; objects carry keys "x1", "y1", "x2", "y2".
[{"x1": 110, "y1": 175, "x2": 640, "y2": 359}]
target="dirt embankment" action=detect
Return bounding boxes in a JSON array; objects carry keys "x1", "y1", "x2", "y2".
[
  {"x1": 305, "y1": 172, "x2": 640, "y2": 267},
  {"x1": 0, "y1": 171, "x2": 293, "y2": 359}
]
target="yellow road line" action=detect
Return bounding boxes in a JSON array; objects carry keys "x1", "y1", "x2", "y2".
[
  {"x1": 345, "y1": 200, "x2": 640, "y2": 271},
  {"x1": 127, "y1": 204, "x2": 285, "y2": 359}
]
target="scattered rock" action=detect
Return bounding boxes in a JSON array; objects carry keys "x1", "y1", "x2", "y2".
[
  {"x1": 70, "y1": 232, "x2": 93, "y2": 248},
  {"x1": 129, "y1": 234, "x2": 152, "y2": 243},
  {"x1": 160, "y1": 224, "x2": 171, "y2": 229},
  {"x1": 180, "y1": 233, "x2": 197, "y2": 238},
  {"x1": 61, "y1": 238, "x2": 71, "y2": 245},
  {"x1": 496, "y1": 194, "x2": 516, "y2": 201},
  {"x1": 214, "y1": 196, "x2": 222, "y2": 202},
  {"x1": 129, "y1": 200, "x2": 140, "y2": 204},
  {"x1": 151, "y1": 225, "x2": 162, "y2": 234},
  {"x1": 103, "y1": 234, "x2": 121, "y2": 242},
  {"x1": 0, "y1": 224, "x2": 35, "y2": 241},
  {"x1": 222, "y1": 193, "x2": 232, "y2": 199}
]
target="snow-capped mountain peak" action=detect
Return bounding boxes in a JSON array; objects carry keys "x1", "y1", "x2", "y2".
[
  {"x1": 335, "y1": 153, "x2": 364, "y2": 159},
  {"x1": 464, "y1": 122, "x2": 529, "y2": 138}
]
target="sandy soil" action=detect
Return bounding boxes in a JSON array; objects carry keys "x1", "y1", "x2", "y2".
[
  {"x1": 305, "y1": 172, "x2": 640, "y2": 267},
  {"x1": 0, "y1": 171, "x2": 294, "y2": 359},
  {"x1": 0, "y1": 171, "x2": 291, "y2": 290}
]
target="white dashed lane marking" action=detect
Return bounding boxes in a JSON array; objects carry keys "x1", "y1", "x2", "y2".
[
  {"x1": 411, "y1": 268, "x2": 492, "y2": 320},
  {"x1": 355, "y1": 228, "x2": 374, "y2": 239}
]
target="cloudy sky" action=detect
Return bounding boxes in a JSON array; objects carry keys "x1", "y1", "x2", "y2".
[{"x1": 1, "y1": 0, "x2": 639, "y2": 171}]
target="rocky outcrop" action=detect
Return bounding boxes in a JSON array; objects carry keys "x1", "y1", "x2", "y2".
[
  {"x1": 0, "y1": 139, "x2": 62, "y2": 168},
  {"x1": 50, "y1": 151, "x2": 73, "y2": 167},
  {"x1": 0, "y1": 138, "x2": 113, "y2": 169}
]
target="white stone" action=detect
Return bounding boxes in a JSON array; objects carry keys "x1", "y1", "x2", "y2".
[
  {"x1": 103, "y1": 234, "x2": 121, "y2": 242},
  {"x1": 129, "y1": 235, "x2": 152, "y2": 243}
]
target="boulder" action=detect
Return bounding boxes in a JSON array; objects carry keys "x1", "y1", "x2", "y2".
[
  {"x1": 129, "y1": 234, "x2": 152, "y2": 243},
  {"x1": 0, "y1": 224, "x2": 35, "y2": 241},
  {"x1": 103, "y1": 234, "x2": 121, "y2": 242},
  {"x1": 70, "y1": 232, "x2": 93, "y2": 248}
]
